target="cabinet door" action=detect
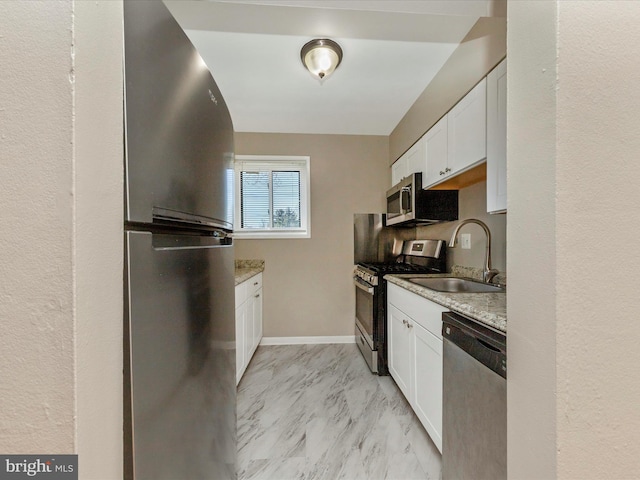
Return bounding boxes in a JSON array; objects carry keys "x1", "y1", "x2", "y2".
[
  {"x1": 391, "y1": 157, "x2": 406, "y2": 186},
  {"x1": 487, "y1": 59, "x2": 507, "y2": 213},
  {"x1": 235, "y1": 303, "x2": 246, "y2": 385},
  {"x1": 387, "y1": 304, "x2": 413, "y2": 400},
  {"x1": 447, "y1": 78, "x2": 487, "y2": 175},
  {"x1": 423, "y1": 115, "x2": 449, "y2": 188},
  {"x1": 235, "y1": 281, "x2": 247, "y2": 309},
  {"x1": 413, "y1": 321, "x2": 443, "y2": 453},
  {"x1": 244, "y1": 294, "x2": 255, "y2": 370},
  {"x1": 404, "y1": 136, "x2": 427, "y2": 179},
  {"x1": 252, "y1": 288, "x2": 263, "y2": 354}
]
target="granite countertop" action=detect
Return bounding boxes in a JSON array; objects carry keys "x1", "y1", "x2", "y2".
[
  {"x1": 384, "y1": 273, "x2": 507, "y2": 333},
  {"x1": 235, "y1": 259, "x2": 265, "y2": 286}
]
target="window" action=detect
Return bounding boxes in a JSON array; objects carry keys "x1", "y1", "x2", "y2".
[{"x1": 234, "y1": 155, "x2": 310, "y2": 239}]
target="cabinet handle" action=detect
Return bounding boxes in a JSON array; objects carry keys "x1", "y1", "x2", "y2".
[
  {"x1": 407, "y1": 323, "x2": 413, "y2": 329},
  {"x1": 402, "y1": 319, "x2": 408, "y2": 326},
  {"x1": 255, "y1": 294, "x2": 260, "y2": 298},
  {"x1": 254, "y1": 282, "x2": 259, "y2": 286},
  {"x1": 439, "y1": 171, "x2": 445, "y2": 175},
  {"x1": 445, "y1": 167, "x2": 451, "y2": 173}
]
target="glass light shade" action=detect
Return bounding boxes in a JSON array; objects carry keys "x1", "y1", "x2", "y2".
[{"x1": 301, "y1": 39, "x2": 343, "y2": 81}]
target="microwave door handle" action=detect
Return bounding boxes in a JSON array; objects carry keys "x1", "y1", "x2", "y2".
[{"x1": 400, "y1": 186, "x2": 411, "y2": 213}]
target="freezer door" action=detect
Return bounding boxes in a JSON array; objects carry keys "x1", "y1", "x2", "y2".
[
  {"x1": 125, "y1": 231, "x2": 236, "y2": 480},
  {"x1": 124, "y1": 1, "x2": 234, "y2": 230}
]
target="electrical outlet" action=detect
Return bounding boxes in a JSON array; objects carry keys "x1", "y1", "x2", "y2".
[{"x1": 461, "y1": 233, "x2": 471, "y2": 249}]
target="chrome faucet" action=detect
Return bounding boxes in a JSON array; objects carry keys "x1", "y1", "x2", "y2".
[{"x1": 448, "y1": 218, "x2": 499, "y2": 284}]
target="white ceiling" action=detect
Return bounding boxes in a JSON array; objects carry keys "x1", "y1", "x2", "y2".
[{"x1": 164, "y1": 1, "x2": 495, "y2": 135}]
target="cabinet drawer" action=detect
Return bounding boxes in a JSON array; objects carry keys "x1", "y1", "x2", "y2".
[
  {"x1": 236, "y1": 272, "x2": 262, "y2": 307},
  {"x1": 387, "y1": 283, "x2": 448, "y2": 338},
  {"x1": 248, "y1": 273, "x2": 262, "y2": 294}
]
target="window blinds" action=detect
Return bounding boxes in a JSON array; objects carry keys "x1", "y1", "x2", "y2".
[{"x1": 239, "y1": 165, "x2": 303, "y2": 229}]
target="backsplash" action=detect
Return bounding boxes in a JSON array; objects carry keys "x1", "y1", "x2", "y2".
[
  {"x1": 451, "y1": 265, "x2": 506, "y2": 286},
  {"x1": 415, "y1": 180, "x2": 506, "y2": 274}
]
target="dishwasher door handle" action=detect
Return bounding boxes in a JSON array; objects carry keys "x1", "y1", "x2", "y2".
[
  {"x1": 443, "y1": 312, "x2": 506, "y2": 379},
  {"x1": 477, "y1": 337, "x2": 501, "y2": 353}
]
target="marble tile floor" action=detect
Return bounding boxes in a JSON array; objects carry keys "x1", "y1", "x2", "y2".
[{"x1": 237, "y1": 344, "x2": 442, "y2": 480}]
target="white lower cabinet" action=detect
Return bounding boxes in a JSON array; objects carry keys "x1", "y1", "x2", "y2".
[
  {"x1": 413, "y1": 321, "x2": 443, "y2": 447},
  {"x1": 387, "y1": 282, "x2": 447, "y2": 453},
  {"x1": 388, "y1": 304, "x2": 413, "y2": 397},
  {"x1": 251, "y1": 286, "x2": 263, "y2": 353},
  {"x1": 235, "y1": 273, "x2": 263, "y2": 385}
]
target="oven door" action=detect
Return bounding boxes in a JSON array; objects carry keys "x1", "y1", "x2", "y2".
[
  {"x1": 354, "y1": 277, "x2": 375, "y2": 350},
  {"x1": 354, "y1": 276, "x2": 378, "y2": 372}
]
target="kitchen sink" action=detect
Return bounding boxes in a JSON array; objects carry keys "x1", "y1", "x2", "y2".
[{"x1": 407, "y1": 277, "x2": 505, "y2": 293}]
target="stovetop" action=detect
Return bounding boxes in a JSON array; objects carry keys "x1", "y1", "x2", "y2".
[
  {"x1": 356, "y1": 261, "x2": 442, "y2": 288},
  {"x1": 357, "y1": 262, "x2": 440, "y2": 275}
]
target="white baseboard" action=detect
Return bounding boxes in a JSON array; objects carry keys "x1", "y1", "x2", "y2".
[{"x1": 260, "y1": 335, "x2": 356, "y2": 346}]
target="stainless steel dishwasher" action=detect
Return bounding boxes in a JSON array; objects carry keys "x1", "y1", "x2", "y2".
[{"x1": 442, "y1": 311, "x2": 507, "y2": 480}]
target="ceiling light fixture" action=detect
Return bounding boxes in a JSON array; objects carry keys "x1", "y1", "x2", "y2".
[{"x1": 300, "y1": 38, "x2": 343, "y2": 82}]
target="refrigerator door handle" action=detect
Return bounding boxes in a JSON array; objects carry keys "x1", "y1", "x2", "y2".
[
  {"x1": 152, "y1": 232, "x2": 233, "y2": 250},
  {"x1": 153, "y1": 206, "x2": 233, "y2": 232}
]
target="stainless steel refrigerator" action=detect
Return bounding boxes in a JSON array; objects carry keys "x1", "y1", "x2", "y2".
[{"x1": 123, "y1": 2, "x2": 236, "y2": 479}]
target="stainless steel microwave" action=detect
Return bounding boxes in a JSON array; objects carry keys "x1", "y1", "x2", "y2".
[{"x1": 385, "y1": 173, "x2": 459, "y2": 226}]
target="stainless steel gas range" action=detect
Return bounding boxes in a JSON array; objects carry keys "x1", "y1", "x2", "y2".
[{"x1": 353, "y1": 216, "x2": 446, "y2": 374}]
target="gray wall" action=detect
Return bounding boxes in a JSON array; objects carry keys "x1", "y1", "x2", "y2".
[
  {"x1": 416, "y1": 181, "x2": 506, "y2": 275},
  {"x1": 0, "y1": 1, "x2": 123, "y2": 475},
  {"x1": 234, "y1": 133, "x2": 389, "y2": 338},
  {"x1": 508, "y1": 1, "x2": 640, "y2": 477},
  {"x1": 389, "y1": 17, "x2": 507, "y2": 164}
]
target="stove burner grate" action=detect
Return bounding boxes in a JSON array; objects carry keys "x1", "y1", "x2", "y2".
[{"x1": 358, "y1": 262, "x2": 441, "y2": 275}]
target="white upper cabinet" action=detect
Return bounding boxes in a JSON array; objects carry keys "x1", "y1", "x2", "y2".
[
  {"x1": 393, "y1": 79, "x2": 488, "y2": 190},
  {"x1": 423, "y1": 115, "x2": 448, "y2": 186},
  {"x1": 486, "y1": 59, "x2": 507, "y2": 213},
  {"x1": 446, "y1": 78, "x2": 487, "y2": 177},
  {"x1": 391, "y1": 157, "x2": 407, "y2": 186},
  {"x1": 404, "y1": 136, "x2": 427, "y2": 180},
  {"x1": 391, "y1": 135, "x2": 426, "y2": 186},
  {"x1": 423, "y1": 79, "x2": 488, "y2": 189}
]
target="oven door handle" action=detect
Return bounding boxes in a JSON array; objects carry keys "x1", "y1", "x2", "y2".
[{"x1": 354, "y1": 278, "x2": 374, "y2": 295}]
